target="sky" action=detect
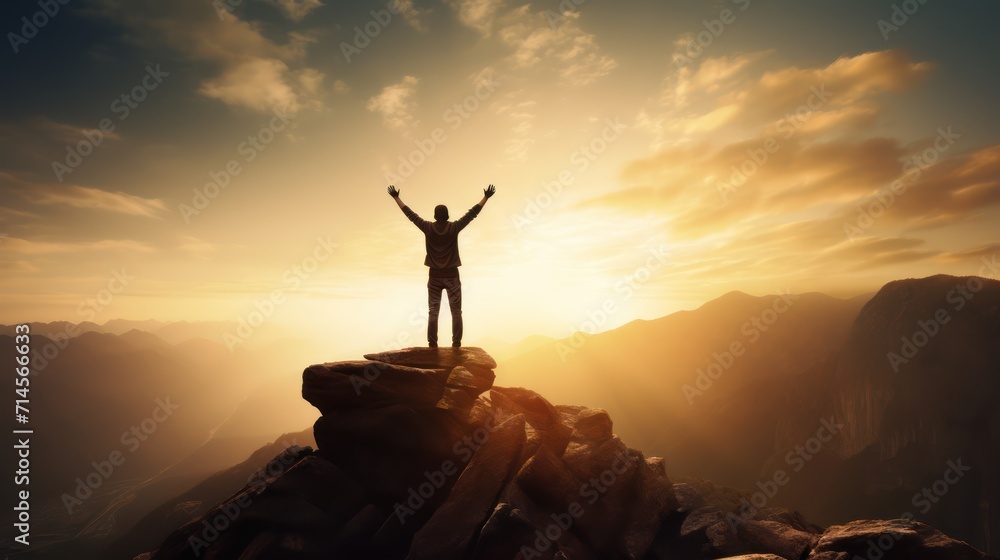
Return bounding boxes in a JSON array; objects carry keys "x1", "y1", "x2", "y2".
[{"x1": 1, "y1": 0, "x2": 999, "y2": 349}]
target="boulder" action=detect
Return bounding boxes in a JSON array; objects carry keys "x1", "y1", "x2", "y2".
[
  {"x1": 302, "y1": 361, "x2": 446, "y2": 414},
  {"x1": 734, "y1": 520, "x2": 819, "y2": 560},
  {"x1": 811, "y1": 519, "x2": 991, "y2": 560},
  {"x1": 490, "y1": 386, "x2": 574, "y2": 457},
  {"x1": 407, "y1": 414, "x2": 527, "y2": 560},
  {"x1": 571, "y1": 408, "x2": 614, "y2": 441}
]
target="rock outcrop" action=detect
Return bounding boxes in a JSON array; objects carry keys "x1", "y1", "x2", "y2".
[{"x1": 136, "y1": 347, "x2": 992, "y2": 560}]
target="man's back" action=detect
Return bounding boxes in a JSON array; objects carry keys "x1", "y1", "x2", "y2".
[{"x1": 402, "y1": 205, "x2": 481, "y2": 270}]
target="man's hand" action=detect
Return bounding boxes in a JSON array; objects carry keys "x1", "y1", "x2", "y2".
[
  {"x1": 478, "y1": 184, "x2": 496, "y2": 207},
  {"x1": 388, "y1": 185, "x2": 405, "y2": 209}
]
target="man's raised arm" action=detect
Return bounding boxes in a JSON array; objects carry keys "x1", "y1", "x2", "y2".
[
  {"x1": 388, "y1": 185, "x2": 429, "y2": 230},
  {"x1": 455, "y1": 184, "x2": 496, "y2": 231}
]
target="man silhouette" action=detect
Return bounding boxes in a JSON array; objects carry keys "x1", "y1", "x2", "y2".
[{"x1": 388, "y1": 184, "x2": 496, "y2": 347}]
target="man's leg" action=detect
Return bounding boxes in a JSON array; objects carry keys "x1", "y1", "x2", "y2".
[
  {"x1": 444, "y1": 278, "x2": 463, "y2": 347},
  {"x1": 427, "y1": 277, "x2": 444, "y2": 347}
]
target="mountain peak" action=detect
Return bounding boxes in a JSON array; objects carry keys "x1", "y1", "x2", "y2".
[{"x1": 137, "y1": 346, "x2": 989, "y2": 560}]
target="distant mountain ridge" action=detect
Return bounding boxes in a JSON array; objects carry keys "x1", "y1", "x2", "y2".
[{"x1": 0, "y1": 318, "x2": 293, "y2": 347}]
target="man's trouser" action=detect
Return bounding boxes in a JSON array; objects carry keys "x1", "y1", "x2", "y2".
[{"x1": 428, "y1": 275, "x2": 462, "y2": 346}]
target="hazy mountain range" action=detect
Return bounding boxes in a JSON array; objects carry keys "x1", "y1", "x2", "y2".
[{"x1": 1, "y1": 274, "x2": 996, "y2": 557}]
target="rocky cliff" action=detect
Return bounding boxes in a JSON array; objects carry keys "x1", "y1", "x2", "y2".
[
  {"x1": 135, "y1": 347, "x2": 991, "y2": 560},
  {"x1": 830, "y1": 275, "x2": 1000, "y2": 462}
]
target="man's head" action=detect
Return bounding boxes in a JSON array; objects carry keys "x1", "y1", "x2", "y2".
[{"x1": 434, "y1": 204, "x2": 449, "y2": 221}]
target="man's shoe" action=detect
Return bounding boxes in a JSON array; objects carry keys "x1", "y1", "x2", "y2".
[
  {"x1": 429, "y1": 343, "x2": 438, "y2": 348},
  {"x1": 452, "y1": 342, "x2": 461, "y2": 348}
]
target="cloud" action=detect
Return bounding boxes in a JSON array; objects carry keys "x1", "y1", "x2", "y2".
[
  {"x1": 594, "y1": 49, "x2": 949, "y2": 245},
  {"x1": 268, "y1": 0, "x2": 323, "y2": 21},
  {"x1": 0, "y1": 206, "x2": 40, "y2": 222},
  {"x1": 333, "y1": 79, "x2": 351, "y2": 94},
  {"x1": 176, "y1": 235, "x2": 221, "y2": 260},
  {"x1": 199, "y1": 58, "x2": 305, "y2": 113},
  {"x1": 941, "y1": 243, "x2": 1000, "y2": 262},
  {"x1": 446, "y1": 1, "x2": 616, "y2": 86},
  {"x1": 26, "y1": 184, "x2": 168, "y2": 219},
  {"x1": 642, "y1": 49, "x2": 931, "y2": 144},
  {"x1": 366, "y1": 76, "x2": 421, "y2": 130},
  {"x1": 556, "y1": 46, "x2": 995, "y2": 293},
  {"x1": 503, "y1": 138, "x2": 534, "y2": 163},
  {"x1": 0, "y1": 118, "x2": 121, "y2": 173},
  {"x1": 90, "y1": 0, "x2": 325, "y2": 115},
  {"x1": 1, "y1": 236, "x2": 156, "y2": 254},
  {"x1": 497, "y1": 7, "x2": 616, "y2": 85},
  {"x1": 8, "y1": 117, "x2": 122, "y2": 144},
  {"x1": 839, "y1": 144, "x2": 1000, "y2": 230},
  {"x1": 491, "y1": 89, "x2": 537, "y2": 162},
  {"x1": 395, "y1": 0, "x2": 431, "y2": 31},
  {"x1": 447, "y1": 0, "x2": 506, "y2": 36}
]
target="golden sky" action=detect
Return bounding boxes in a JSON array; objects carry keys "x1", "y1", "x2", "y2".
[{"x1": 2, "y1": 0, "x2": 999, "y2": 348}]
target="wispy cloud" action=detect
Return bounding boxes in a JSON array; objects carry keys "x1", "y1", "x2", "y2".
[
  {"x1": 446, "y1": 0, "x2": 616, "y2": 86},
  {"x1": 367, "y1": 75, "x2": 421, "y2": 130},
  {"x1": 447, "y1": 0, "x2": 506, "y2": 36},
  {"x1": 26, "y1": 184, "x2": 168, "y2": 219},
  {"x1": 395, "y1": 0, "x2": 431, "y2": 31},
  {"x1": 497, "y1": 6, "x2": 616, "y2": 85},
  {"x1": 1, "y1": 236, "x2": 156, "y2": 254},
  {"x1": 268, "y1": 0, "x2": 323, "y2": 21}
]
